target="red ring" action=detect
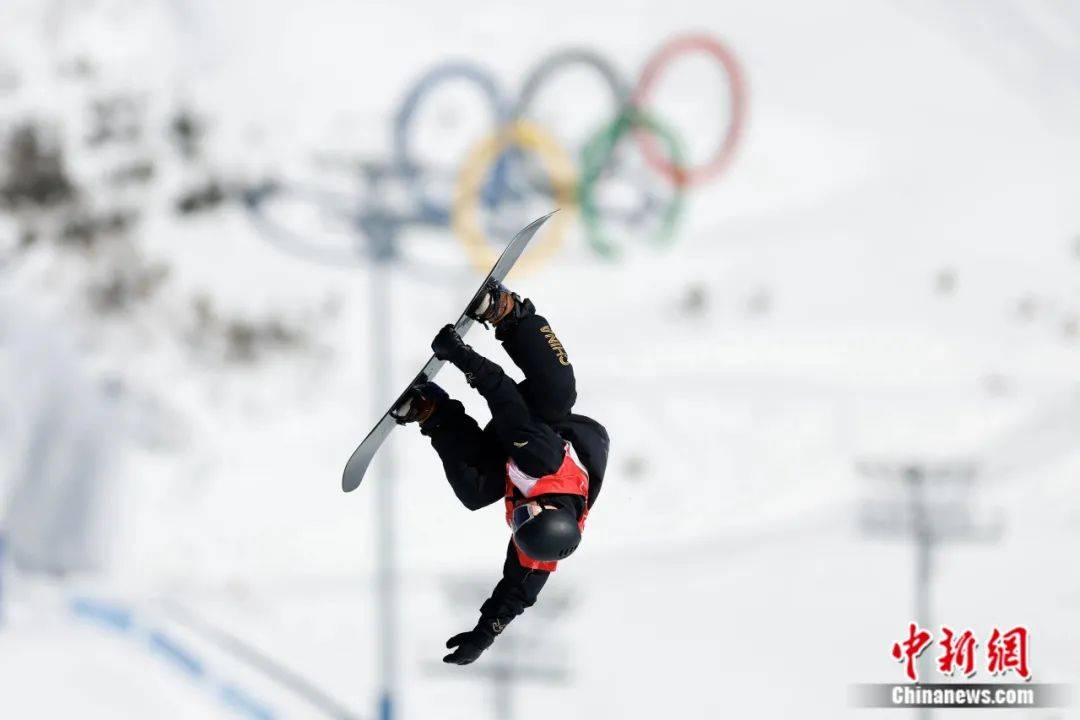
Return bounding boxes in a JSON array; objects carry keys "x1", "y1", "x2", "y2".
[{"x1": 631, "y1": 33, "x2": 748, "y2": 187}]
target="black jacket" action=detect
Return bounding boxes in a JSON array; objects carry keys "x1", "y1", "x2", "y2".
[
  {"x1": 424, "y1": 395, "x2": 609, "y2": 630},
  {"x1": 473, "y1": 412, "x2": 609, "y2": 628}
]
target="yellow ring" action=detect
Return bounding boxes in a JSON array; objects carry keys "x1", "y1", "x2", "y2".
[{"x1": 453, "y1": 120, "x2": 576, "y2": 275}]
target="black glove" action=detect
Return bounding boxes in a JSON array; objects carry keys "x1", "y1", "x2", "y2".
[
  {"x1": 431, "y1": 324, "x2": 471, "y2": 363},
  {"x1": 442, "y1": 622, "x2": 499, "y2": 665}
]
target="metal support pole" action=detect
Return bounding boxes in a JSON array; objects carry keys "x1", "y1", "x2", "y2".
[
  {"x1": 493, "y1": 664, "x2": 512, "y2": 720},
  {"x1": 371, "y1": 256, "x2": 398, "y2": 720},
  {"x1": 860, "y1": 458, "x2": 1000, "y2": 719},
  {"x1": 906, "y1": 466, "x2": 933, "y2": 720}
]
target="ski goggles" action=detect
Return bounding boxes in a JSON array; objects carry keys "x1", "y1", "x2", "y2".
[{"x1": 511, "y1": 501, "x2": 547, "y2": 532}]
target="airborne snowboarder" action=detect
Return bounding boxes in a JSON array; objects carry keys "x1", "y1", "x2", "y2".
[{"x1": 393, "y1": 280, "x2": 609, "y2": 665}]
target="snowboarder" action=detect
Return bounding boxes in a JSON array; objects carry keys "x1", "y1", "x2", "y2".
[{"x1": 393, "y1": 280, "x2": 609, "y2": 665}]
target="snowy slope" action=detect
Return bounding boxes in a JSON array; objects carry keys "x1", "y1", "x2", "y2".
[{"x1": 2, "y1": 0, "x2": 1079, "y2": 718}]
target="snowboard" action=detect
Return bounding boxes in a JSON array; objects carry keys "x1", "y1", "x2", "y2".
[{"x1": 342, "y1": 211, "x2": 556, "y2": 492}]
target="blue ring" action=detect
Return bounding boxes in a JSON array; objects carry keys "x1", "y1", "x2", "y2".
[{"x1": 392, "y1": 62, "x2": 510, "y2": 224}]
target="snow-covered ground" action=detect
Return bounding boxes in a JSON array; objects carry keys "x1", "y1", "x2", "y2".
[{"x1": 1, "y1": 0, "x2": 1079, "y2": 718}]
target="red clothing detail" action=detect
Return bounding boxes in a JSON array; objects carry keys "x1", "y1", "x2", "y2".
[{"x1": 504, "y1": 442, "x2": 588, "y2": 571}]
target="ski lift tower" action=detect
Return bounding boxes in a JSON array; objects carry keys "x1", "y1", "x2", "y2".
[
  {"x1": 243, "y1": 168, "x2": 434, "y2": 720},
  {"x1": 856, "y1": 459, "x2": 1005, "y2": 720}
]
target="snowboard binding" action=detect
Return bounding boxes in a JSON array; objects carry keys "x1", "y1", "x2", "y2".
[
  {"x1": 468, "y1": 280, "x2": 520, "y2": 328},
  {"x1": 390, "y1": 384, "x2": 440, "y2": 426}
]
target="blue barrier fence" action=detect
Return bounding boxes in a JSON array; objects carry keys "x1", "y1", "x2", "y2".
[{"x1": 70, "y1": 596, "x2": 277, "y2": 720}]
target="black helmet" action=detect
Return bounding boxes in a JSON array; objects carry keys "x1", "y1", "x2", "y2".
[{"x1": 511, "y1": 500, "x2": 582, "y2": 562}]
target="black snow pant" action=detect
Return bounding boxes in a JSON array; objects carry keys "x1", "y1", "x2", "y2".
[{"x1": 421, "y1": 303, "x2": 577, "y2": 511}]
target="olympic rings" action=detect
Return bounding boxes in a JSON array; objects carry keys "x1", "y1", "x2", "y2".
[
  {"x1": 392, "y1": 62, "x2": 509, "y2": 224},
  {"x1": 578, "y1": 109, "x2": 686, "y2": 259},
  {"x1": 453, "y1": 121, "x2": 576, "y2": 274},
  {"x1": 512, "y1": 48, "x2": 629, "y2": 120},
  {"x1": 447, "y1": 32, "x2": 746, "y2": 261},
  {"x1": 631, "y1": 33, "x2": 747, "y2": 187},
  {"x1": 243, "y1": 33, "x2": 747, "y2": 278},
  {"x1": 501, "y1": 48, "x2": 631, "y2": 200}
]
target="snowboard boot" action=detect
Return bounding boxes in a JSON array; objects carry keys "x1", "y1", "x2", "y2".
[
  {"x1": 390, "y1": 382, "x2": 446, "y2": 426},
  {"x1": 468, "y1": 280, "x2": 534, "y2": 335}
]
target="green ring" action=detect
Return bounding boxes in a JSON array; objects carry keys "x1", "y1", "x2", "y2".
[{"x1": 578, "y1": 108, "x2": 687, "y2": 259}]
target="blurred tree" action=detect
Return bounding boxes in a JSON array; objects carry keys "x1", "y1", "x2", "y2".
[{"x1": 0, "y1": 124, "x2": 75, "y2": 210}]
